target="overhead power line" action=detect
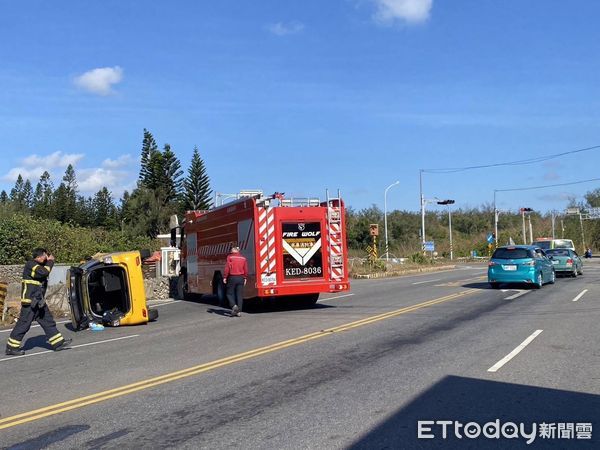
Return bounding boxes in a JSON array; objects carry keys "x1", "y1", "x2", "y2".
[
  {"x1": 495, "y1": 177, "x2": 600, "y2": 193},
  {"x1": 422, "y1": 144, "x2": 600, "y2": 174}
]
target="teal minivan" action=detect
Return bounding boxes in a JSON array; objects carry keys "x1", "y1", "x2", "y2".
[{"x1": 488, "y1": 245, "x2": 555, "y2": 289}]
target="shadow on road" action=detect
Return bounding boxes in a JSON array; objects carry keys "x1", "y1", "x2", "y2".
[
  {"x1": 349, "y1": 375, "x2": 599, "y2": 449},
  {"x1": 182, "y1": 293, "x2": 335, "y2": 314},
  {"x1": 22, "y1": 334, "x2": 53, "y2": 351},
  {"x1": 463, "y1": 282, "x2": 540, "y2": 290}
]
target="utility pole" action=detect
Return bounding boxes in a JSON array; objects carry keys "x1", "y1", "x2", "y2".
[
  {"x1": 437, "y1": 199, "x2": 455, "y2": 260},
  {"x1": 384, "y1": 181, "x2": 400, "y2": 261},
  {"x1": 579, "y1": 212, "x2": 586, "y2": 253},
  {"x1": 419, "y1": 170, "x2": 425, "y2": 251},
  {"x1": 551, "y1": 212, "x2": 556, "y2": 239},
  {"x1": 521, "y1": 209, "x2": 526, "y2": 245},
  {"x1": 528, "y1": 214, "x2": 533, "y2": 244}
]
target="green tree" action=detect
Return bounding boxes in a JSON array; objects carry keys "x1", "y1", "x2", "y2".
[
  {"x1": 22, "y1": 179, "x2": 33, "y2": 210},
  {"x1": 139, "y1": 128, "x2": 159, "y2": 186},
  {"x1": 0, "y1": 190, "x2": 7, "y2": 204},
  {"x1": 183, "y1": 146, "x2": 212, "y2": 211},
  {"x1": 32, "y1": 171, "x2": 54, "y2": 218},
  {"x1": 53, "y1": 164, "x2": 79, "y2": 223},
  {"x1": 93, "y1": 187, "x2": 117, "y2": 228},
  {"x1": 121, "y1": 186, "x2": 174, "y2": 238},
  {"x1": 9, "y1": 174, "x2": 25, "y2": 208},
  {"x1": 162, "y1": 143, "x2": 184, "y2": 203}
]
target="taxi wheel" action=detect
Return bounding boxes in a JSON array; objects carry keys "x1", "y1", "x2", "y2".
[
  {"x1": 571, "y1": 269, "x2": 577, "y2": 278},
  {"x1": 489, "y1": 282, "x2": 500, "y2": 289},
  {"x1": 549, "y1": 270, "x2": 556, "y2": 284},
  {"x1": 535, "y1": 272, "x2": 543, "y2": 289}
]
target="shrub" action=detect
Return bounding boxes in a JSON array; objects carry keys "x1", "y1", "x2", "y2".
[{"x1": 0, "y1": 214, "x2": 159, "y2": 264}]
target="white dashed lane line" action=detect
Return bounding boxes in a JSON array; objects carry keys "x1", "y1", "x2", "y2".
[
  {"x1": 487, "y1": 330, "x2": 543, "y2": 373},
  {"x1": 572, "y1": 289, "x2": 588, "y2": 302}
]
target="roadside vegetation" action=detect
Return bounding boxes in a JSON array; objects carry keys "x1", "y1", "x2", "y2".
[
  {"x1": 0, "y1": 129, "x2": 212, "y2": 264},
  {"x1": 346, "y1": 187, "x2": 600, "y2": 260},
  {"x1": 2, "y1": 128, "x2": 600, "y2": 266}
]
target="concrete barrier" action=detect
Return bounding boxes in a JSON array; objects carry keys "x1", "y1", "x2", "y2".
[{"x1": 352, "y1": 265, "x2": 457, "y2": 279}]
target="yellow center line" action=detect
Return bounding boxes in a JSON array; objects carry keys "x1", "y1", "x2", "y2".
[{"x1": 0, "y1": 288, "x2": 477, "y2": 430}]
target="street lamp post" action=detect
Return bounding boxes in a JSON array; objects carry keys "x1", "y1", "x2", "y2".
[
  {"x1": 437, "y1": 199, "x2": 456, "y2": 260},
  {"x1": 384, "y1": 181, "x2": 400, "y2": 261}
]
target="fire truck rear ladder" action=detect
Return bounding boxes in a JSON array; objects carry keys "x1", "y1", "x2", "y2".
[{"x1": 326, "y1": 189, "x2": 344, "y2": 281}]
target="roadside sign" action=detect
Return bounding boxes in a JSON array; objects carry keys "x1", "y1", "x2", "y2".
[
  {"x1": 422, "y1": 241, "x2": 435, "y2": 252},
  {"x1": 487, "y1": 233, "x2": 495, "y2": 244},
  {"x1": 369, "y1": 224, "x2": 379, "y2": 236}
]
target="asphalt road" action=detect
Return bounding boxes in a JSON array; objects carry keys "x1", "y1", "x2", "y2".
[{"x1": 1, "y1": 260, "x2": 599, "y2": 449}]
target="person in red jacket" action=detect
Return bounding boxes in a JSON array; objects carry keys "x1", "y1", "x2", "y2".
[{"x1": 223, "y1": 246, "x2": 248, "y2": 317}]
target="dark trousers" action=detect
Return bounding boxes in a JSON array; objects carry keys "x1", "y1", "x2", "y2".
[
  {"x1": 7, "y1": 304, "x2": 64, "y2": 350},
  {"x1": 226, "y1": 276, "x2": 245, "y2": 311}
]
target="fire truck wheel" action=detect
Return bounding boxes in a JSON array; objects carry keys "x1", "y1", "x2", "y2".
[
  {"x1": 214, "y1": 275, "x2": 227, "y2": 307},
  {"x1": 298, "y1": 294, "x2": 319, "y2": 308},
  {"x1": 176, "y1": 275, "x2": 188, "y2": 300}
]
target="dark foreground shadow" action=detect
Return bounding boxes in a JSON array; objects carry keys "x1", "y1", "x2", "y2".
[{"x1": 349, "y1": 375, "x2": 599, "y2": 449}]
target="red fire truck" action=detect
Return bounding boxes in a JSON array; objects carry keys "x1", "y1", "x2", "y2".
[{"x1": 175, "y1": 191, "x2": 349, "y2": 306}]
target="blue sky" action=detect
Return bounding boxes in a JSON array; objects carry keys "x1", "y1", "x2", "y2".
[{"x1": 2, "y1": 0, "x2": 600, "y2": 214}]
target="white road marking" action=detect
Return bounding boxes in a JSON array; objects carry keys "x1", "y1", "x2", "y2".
[
  {"x1": 487, "y1": 330, "x2": 543, "y2": 373},
  {"x1": 572, "y1": 289, "x2": 588, "y2": 302},
  {"x1": 0, "y1": 334, "x2": 139, "y2": 363},
  {"x1": 0, "y1": 319, "x2": 70, "y2": 334},
  {"x1": 149, "y1": 300, "x2": 182, "y2": 307},
  {"x1": 318, "y1": 293, "x2": 355, "y2": 302},
  {"x1": 504, "y1": 290, "x2": 530, "y2": 300},
  {"x1": 412, "y1": 278, "x2": 442, "y2": 285}
]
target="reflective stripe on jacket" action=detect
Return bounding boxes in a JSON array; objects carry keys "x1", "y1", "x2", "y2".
[{"x1": 21, "y1": 260, "x2": 54, "y2": 306}]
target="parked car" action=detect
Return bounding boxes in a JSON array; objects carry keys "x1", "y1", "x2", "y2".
[
  {"x1": 546, "y1": 248, "x2": 583, "y2": 277},
  {"x1": 488, "y1": 245, "x2": 555, "y2": 289},
  {"x1": 67, "y1": 251, "x2": 158, "y2": 330}
]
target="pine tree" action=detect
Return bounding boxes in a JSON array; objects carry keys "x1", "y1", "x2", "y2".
[
  {"x1": 32, "y1": 171, "x2": 54, "y2": 218},
  {"x1": 0, "y1": 190, "x2": 8, "y2": 203},
  {"x1": 9, "y1": 174, "x2": 24, "y2": 204},
  {"x1": 183, "y1": 146, "x2": 212, "y2": 211},
  {"x1": 62, "y1": 164, "x2": 78, "y2": 223},
  {"x1": 22, "y1": 179, "x2": 33, "y2": 210},
  {"x1": 139, "y1": 128, "x2": 159, "y2": 186},
  {"x1": 92, "y1": 187, "x2": 117, "y2": 228},
  {"x1": 162, "y1": 143, "x2": 184, "y2": 203}
]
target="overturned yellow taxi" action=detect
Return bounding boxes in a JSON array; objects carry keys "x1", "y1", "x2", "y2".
[{"x1": 67, "y1": 251, "x2": 158, "y2": 330}]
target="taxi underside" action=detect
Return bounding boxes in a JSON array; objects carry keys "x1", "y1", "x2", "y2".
[{"x1": 85, "y1": 265, "x2": 130, "y2": 318}]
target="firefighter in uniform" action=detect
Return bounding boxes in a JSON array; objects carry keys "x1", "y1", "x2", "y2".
[
  {"x1": 223, "y1": 246, "x2": 248, "y2": 317},
  {"x1": 5, "y1": 248, "x2": 72, "y2": 356}
]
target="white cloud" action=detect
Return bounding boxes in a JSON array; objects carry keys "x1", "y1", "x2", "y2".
[
  {"x1": 102, "y1": 154, "x2": 134, "y2": 169},
  {"x1": 74, "y1": 66, "x2": 124, "y2": 96},
  {"x1": 267, "y1": 21, "x2": 305, "y2": 36},
  {"x1": 2, "y1": 152, "x2": 136, "y2": 198},
  {"x1": 372, "y1": 0, "x2": 433, "y2": 25},
  {"x1": 22, "y1": 151, "x2": 84, "y2": 169}
]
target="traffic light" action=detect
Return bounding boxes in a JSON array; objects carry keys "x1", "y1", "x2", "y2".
[{"x1": 369, "y1": 224, "x2": 379, "y2": 236}]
